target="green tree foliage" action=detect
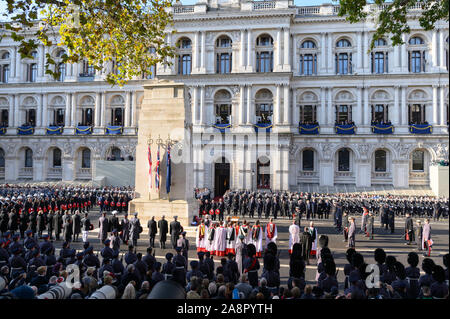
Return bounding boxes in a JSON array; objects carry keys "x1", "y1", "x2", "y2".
[
  {"x1": 336, "y1": 0, "x2": 449, "y2": 51},
  {"x1": 1, "y1": 0, "x2": 175, "y2": 86}
]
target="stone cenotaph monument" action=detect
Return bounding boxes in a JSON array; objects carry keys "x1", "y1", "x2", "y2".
[{"x1": 129, "y1": 81, "x2": 197, "y2": 226}]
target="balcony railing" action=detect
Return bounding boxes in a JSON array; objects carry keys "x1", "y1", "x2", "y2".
[
  {"x1": 335, "y1": 171, "x2": 353, "y2": 178},
  {"x1": 47, "y1": 167, "x2": 62, "y2": 179},
  {"x1": 174, "y1": 5, "x2": 194, "y2": 14},
  {"x1": 18, "y1": 167, "x2": 33, "y2": 179},
  {"x1": 76, "y1": 168, "x2": 92, "y2": 179},
  {"x1": 298, "y1": 6, "x2": 321, "y2": 15},
  {"x1": 0, "y1": 167, "x2": 5, "y2": 179},
  {"x1": 298, "y1": 171, "x2": 318, "y2": 177},
  {"x1": 372, "y1": 172, "x2": 391, "y2": 178},
  {"x1": 253, "y1": 1, "x2": 276, "y2": 10}
]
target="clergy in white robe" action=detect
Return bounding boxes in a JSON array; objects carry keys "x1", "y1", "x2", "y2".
[
  {"x1": 225, "y1": 223, "x2": 236, "y2": 255},
  {"x1": 215, "y1": 222, "x2": 227, "y2": 257},
  {"x1": 250, "y1": 222, "x2": 263, "y2": 257},
  {"x1": 196, "y1": 222, "x2": 208, "y2": 252},
  {"x1": 264, "y1": 218, "x2": 278, "y2": 248},
  {"x1": 206, "y1": 223, "x2": 216, "y2": 255},
  {"x1": 288, "y1": 220, "x2": 300, "y2": 254}
]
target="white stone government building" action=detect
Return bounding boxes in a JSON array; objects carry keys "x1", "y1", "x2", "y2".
[{"x1": 0, "y1": 0, "x2": 448, "y2": 196}]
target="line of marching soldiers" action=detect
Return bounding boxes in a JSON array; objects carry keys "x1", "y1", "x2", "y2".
[{"x1": 197, "y1": 190, "x2": 449, "y2": 220}]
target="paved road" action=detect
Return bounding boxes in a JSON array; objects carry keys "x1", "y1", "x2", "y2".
[{"x1": 57, "y1": 209, "x2": 449, "y2": 290}]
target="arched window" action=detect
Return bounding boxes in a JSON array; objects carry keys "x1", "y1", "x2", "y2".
[
  {"x1": 299, "y1": 40, "x2": 318, "y2": 75},
  {"x1": 0, "y1": 148, "x2": 5, "y2": 167},
  {"x1": 214, "y1": 90, "x2": 232, "y2": 124},
  {"x1": 216, "y1": 36, "x2": 232, "y2": 74},
  {"x1": 25, "y1": 148, "x2": 33, "y2": 168},
  {"x1": 374, "y1": 150, "x2": 387, "y2": 172},
  {"x1": 411, "y1": 150, "x2": 424, "y2": 171},
  {"x1": 302, "y1": 149, "x2": 314, "y2": 171},
  {"x1": 255, "y1": 89, "x2": 273, "y2": 124},
  {"x1": 372, "y1": 104, "x2": 388, "y2": 123},
  {"x1": 81, "y1": 149, "x2": 91, "y2": 168},
  {"x1": 408, "y1": 36, "x2": 426, "y2": 73},
  {"x1": 0, "y1": 51, "x2": 10, "y2": 83},
  {"x1": 335, "y1": 39, "x2": 352, "y2": 75},
  {"x1": 409, "y1": 104, "x2": 425, "y2": 124},
  {"x1": 257, "y1": 157, "x2": 270, "y2": 189},
  {"x1": 81, "y1": 59, "x2": 95, "y2": 77},
  {"x1": 177, "y1": 38, "x2": 192, "y2": 75},
  {"x1": 371, "y1": 38, "x2": 389, "y2": 74},
  {"x1": 338, "y1": 148, "x2": 350, "y2": 172},
  {"x1": 53, "y1": 148, "x2": 62, "y2": 167},
  {"x1": 336, "y1": 105, "x2": 352, "y2": 124},
  {"x1": 109, "y1": 147, "x2": 121, "y2": 161},
  {"x1": 27, "y1": 63, "x2": 37, "y2": 82},
  {"x1": 256, "y1": 34, "x2": 273, "y2": 73},
  {"x1": 1, "y1": 109, "x2": 8, "y2": 127}
]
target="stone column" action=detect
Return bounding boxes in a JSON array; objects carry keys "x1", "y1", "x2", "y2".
[
  {"x1": 401, "y1": 86, "x2": 408, "y2": 127},
  {"x1": 275, "y1": 28, "x2": 282, "y2": 71},
  {"x1": 283, "y1": 85, "x2": 290, "y2": 125},
  {"x1": 327, "y1": 87, "x2": 333, "y2": 126},
  {"x1": 440, "y1": 85, "x2": 446, "y2": 126},
  {"x1": 275, "y1": 85, "x2": 281, "y2": 125},
  {"x1": 327, "y1": 33, "x2": 333, "y2": 74},
  {"x1": 11, "y1": 47, "x2": 16, "y2": 79},
  {"x1": 200, "y1": 31, "x2": 206, "y2": 73},
  {"x1": 439, "y1": 30, "x2": 446, "y2": 70},
  {"x1": 65, "y1": 93, "x2": 71, "y2": 127},
  {"x1": 240, "y1": 85, "x2": 246, "y2": 125},
  {"x1": 432, "y1": 85, "x2": 438, "y2": 126},
  {"x1": 36, "y1": 95, "x2": 42, "y2": 127},
  {"x1": 192, "y1": 87, "x2": 198, "y2": 125},
  {"x1": 193, "y1": 32, "x2": 199, "y2": 72},
  {"x1": 94, "y1": 92, "x2": 101, "y2": 127},
  {"x1": 13, "y1": 95, "x2": 20, "y2": 127},
  {"x1": 131, "y1": 92, "x2": 138, "y2": 127},
  {"x1": 8, "y1": 94, "x2": 14, "y2": 129},
  {"x1": 393, "y1": 86, "x2": 400, "y2": 126},
  {"x1": 431, "y1": 30, "x2": 438, "y2": 70},
  {"x1": 247, "y1": 85, "x2": 252, "y2": 125},
  {"x1": 320, "y1": 87, "x2": 326, "y2": 125},
  {"x1": 355, "y1": 86, "x2": 362, "y2": 126},
  {"x1": 356, "y1": 31, "x2": 362, "y2": 72},
  {"x1": 292, "y1": 89, "x2": 298, "y2": 128},
  {"x1": 401, "y1": 34, "x2": 408, "y2": 72},
  {"x1": 362, "y1": 32, "x2": 369, "y2": 73},
  {"x1": 124, "y1": 90, "x2": 131, "y2": 127},
  {"x1": 42, "y1": 93, "x2": 48, "y2": 127},
  {"x1": 283, "y1": 28, "x2": 290, "y2": 71},
  {"x1": 320, "y1": 32, "x2": 326, "y2": 73},
  {"x1": 247, "y1": 29, "x2": 253, "y2": 72},
  {"x1": 292, "y1": 35, "x2": 298, "y2": 74},
  {"x1": 240, "y1": 29, "x2": 246, "y2": 70},
  {"x1": 200, "y1": 86, "x2": 205, "y2": 125},
  {"x1": 37, "y1": 45, "x2": 44, "y2": 78},
  {"x1": 363, "y1": 86, "x2": 369, "y2": 126},
  {"x1": 100, "y1": 91, "x2": 106, "y2": 127},
  {"x1": 393, "y1": 44, "x2": 400, "y2": 73},
  {"x1": 71, "y1": 93, "x2": 77, "y2": 127}
]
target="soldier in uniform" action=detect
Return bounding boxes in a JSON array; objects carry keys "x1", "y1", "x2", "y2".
[
  {"x1": 147, "y1": 216, "x2": 157, "y2": 248},
  {"x1": 158, "y1": 215, "x2": 168, "y2": 249},
  {"x1": 81, "y1": 212, "x2": 91, "y2": 243}
]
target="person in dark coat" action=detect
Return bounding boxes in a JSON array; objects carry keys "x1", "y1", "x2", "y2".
[
  {"x1": 46, "y1": 210, "x2": 54, "y2": 240},
  {"x1": 98, "y1": 212, "x2": 109, "y2": 243},
  {"x1": 347, "y1": 217, "x2": 356, "y2": 249},
  {"x1": 72, "y1": 210, "x2": 82, "y2": 242},
  {"x1": 404, "y1": 213, "x2": 414, "y2": 245},
  {"x1": 62, "y1": 211, "x2": 72, "y2": 243},
  {"x1": 366, "y1": 212, "x2": 374, "y2": 240},
  {"x1": 53, "y1": 210, "x2": 63, "y2": 241},
  {"x1": 299, "y1": 227, "x2": 312, "y2": 265},
  {"x1": 129, "y1": 212, "x2": 141, "y2": 247},
  {"x1": 36, "y1": 211, "x2": 46, "y2": 239},
  {"x1": 158, "y1": 215, "x2": 168, "y2": 249},
  {"x1": 147, "y1": 216, "x2": 157, "y2": 248},
  {"x1": 170, "y1": 216, "x2": 182, "y2": 249},
  {"x1": 8, "y1": 209, "x2": 19, "y2": 235}
]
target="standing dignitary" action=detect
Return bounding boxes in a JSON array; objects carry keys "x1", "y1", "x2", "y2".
[
  {"x1": 81, "y1": 213, "x2": 91, "y2": 243},
  {"x1": 62, "y1": 211, "x2": 73, "y2": 243},
  {"x1": 72, "y1": 210, "x2": 82, "y2": 242},
  {"x1": 288, "y1": 219, "x2": 300, "y2": 255},
  {"x1": 348, "y1": 217, "x2": 356, "y2": 249},
  {"x1": 147, "y1": 216, "x2": 157, "y2": 248},
  {"x1": 196, "y1": 219, "x2": 207, "y2": 252},
  {"x1": 299, "y1": 227, "x2": 312, "y2": 265},
  {"x1": 366, "y1": 212, "x2": 374, "y2": 240},
  {"x1": 250, "y1": 220, "x2": 263, "y2": 258},
  {"x1": 130, "y1": 212, "x2": 141, "y2": 247},
  {"x1": 53, "y1": 210, "x2": 63, "y2": 241},
  {"x1": 308, "y1": 222, "x2": 318, "y2": 258},
  {"x1": 120, "y1": 213, "x2": 130, "y2": 245},
  {"x1": 170, "y1": 216, "x2": 182, "y2": 249},
  {"x1": 404, "y1": 213, "x2": 414, "y2": 245},
  {"x1": 158, "y1": 215, "x2": 168, "y2": 249},
  {"x1": 415, "y1": 220, "x2": 423, "y2": 251},
  {"x1": 265, "y1": 218, "x2": 278, "y2": 248},
  {"x1": 98, "y1": 212, "x2": 109, "y2": 243},
  {"x1": 422, "y1": 219, "x2": 432, "y2": 257}
]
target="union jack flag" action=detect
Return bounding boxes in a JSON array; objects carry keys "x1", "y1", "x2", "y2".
[
  {"x1": 155, "y1": 145, "x2": 160, "y2": 190},
  {"x1": 148, "y1": 145, "x2": 152, "y2": 190}
]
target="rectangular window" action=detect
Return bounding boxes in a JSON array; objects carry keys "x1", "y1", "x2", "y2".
[
  {"x1": 55, "y1": 109, "x2": 64, "y2": 126},
  {"x1": 412, "y1": 152, "x2": 424, "y2": 171},
  {"x1": 302, "y1": 150, "x2": 314, "y2": 171},
  {"x1": 1, "y1": 64, "x2": 9, "y2": 83},
  {"x1": 301, "y1": 105, "x2": 315, "y2": 123},
  {"x1": 411, "y1": 51, "x2": 422, "y2": 73},
  {"x1": 258, "y1": 52, "x2": 272, "y2": 73},
  {"x1": 180, "y1": 54, "x2": 191, "y2": 75},
  {"x1": 338, "y1": 53, "x2": 349, "y2": 75},
  {"x1": 29, "y1": 63, "x2": 37, "y2": 82},
  {"x1": 302, "y1": 54, "x2": 314, "y2": 75},
  {"x1": 53, "y1": 149, "x2": 62, "y2": 167},
  {"x1": 217, "y1": 53, "x2": 231, "y2": 74},
  {"x1": 26, "y1": 109, "x2": 36, "y2": 126},
  {"x1": 411, "y1": 104, "x2": 422, "y2": 124},
  {"x1": 1, "y1": 109, "x2": 8, "y2": 126}
]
